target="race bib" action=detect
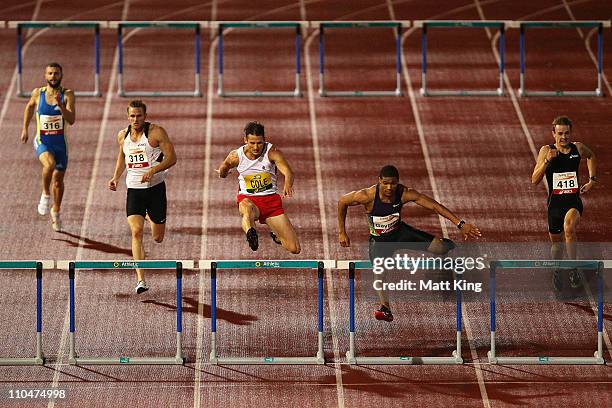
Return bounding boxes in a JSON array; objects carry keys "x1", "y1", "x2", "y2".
[
  {"x1": 552, "y1": 171, "x2": 578, "y2": 194},
  {"x1": 371, "y1": 213, "x2": 400, "y2": 235},
  {"x1": 127, "y1": 148, "x2": 150, "y2": 169},
  {"x1": 244, "y1": 172, "x2": 272, "y2": 193},
  {"x1": 39, "y1": 114, "x2": 63, "y2": 135}
]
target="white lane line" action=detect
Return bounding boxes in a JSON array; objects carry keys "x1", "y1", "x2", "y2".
[
  {"x1": 394, "y1": 1, "x2": 491, "y2": 406},
  {"x1": 47, "y1": 1, "x2": 131, "y2": 407},
  {"x1": 303, "y1": 8, "x2": 346, "y2": 408}
]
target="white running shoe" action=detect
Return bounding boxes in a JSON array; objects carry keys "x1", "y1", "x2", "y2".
[
  {"x1": 38, "y1": 194, "x2": 50, "y2": 215},
  {"x1": 135, "y1": 281, "x2": 149, "y2": 294},
  {"x1": 51, "y1": 211, "x2": 62, "y2": 232}
]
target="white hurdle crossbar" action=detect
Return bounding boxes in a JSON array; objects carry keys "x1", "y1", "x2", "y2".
[
  {"x1": 110, "y1": 21, "x2": 206, "y2": 97},
  {"x1": 414, "y1": 20, "x2": 508, "y2": 96},
  {"x1": 510, "y1": 21, "x2": 611, "y2": 97},
  {"x1": 57, "y1": 260, "x2": 193, "y2": 365},
  {"x1": 312, "y1": 21, "x2": 410, "y2": 97},
  {"x1": 0, "y1": 261, "x2": 54, "y2": 365},
  {"x1": 338, "y1": 260, "x2": 463, "y2": 365},
  {"x1": 9, "y1": 21, "x2": 106, "y2": 97},
  {"x1": 488, "y1": 260, "x2": 607, "y2": 365},
  {"x1": 200, "y1": 259, "x2": 335, "y2": 364}
]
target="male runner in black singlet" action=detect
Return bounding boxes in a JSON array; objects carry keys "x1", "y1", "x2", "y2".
[
  {"x1": 338, "y1": 165, "x2": 482, "y2": 321},
  {"x1": 532, "y1": 116, "x2": 598, "y2": 290}
]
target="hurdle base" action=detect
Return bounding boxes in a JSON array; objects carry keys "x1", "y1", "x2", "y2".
[
  {"x1": 0, "y1": 357, "x2": 45, "y2": 366},
  {"x1": 70, "y1": 356, "x2": 184, "y2": 365},
  {"x1": 488, "y1": 352, "x2": 604, "y2": 365},
  {"x1": 420, "y1": 88, "x2": 503, "y2": 97},
  {"x1": 518, "y1": 90, "x2": 602, "y2": 97},
  {"x1": 210, "y1": 356, "x2": 325, "y2": 365},
  {"x1": 218, "y1": 90, "x2": 301, "y2": 97},
  {"x1": 319, "y1": 90, "x2": 401, "y2": 97}
]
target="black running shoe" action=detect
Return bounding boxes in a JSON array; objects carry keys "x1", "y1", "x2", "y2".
[
  {"x1": 270, "y1": 231, "x2": 282, "y2": 245},
  {"x1": 246, "y1": 227, "x2": 259, "y2": 251},
  {"x1": 568, "y1": 269, "x2": 583, "y2": 289},
  {"x1": 552, "y1": 269, "x2": 563, "y2": 292}
]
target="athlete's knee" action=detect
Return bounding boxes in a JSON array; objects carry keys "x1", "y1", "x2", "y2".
[
  {"x1": 287, "y1": 241, "x2": 301, "y2": 254},
  {"x1": 130, "y1": 225, "x2": 144, "y2": 240},
  {"x1": 563, "y1": 222, "x2": 577, "y2": 237}
]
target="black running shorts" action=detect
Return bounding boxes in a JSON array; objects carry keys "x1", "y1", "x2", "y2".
[
  {"x1": 369, "y1": 222, "x2": 435, "y2": 261},
  {"x1": 126, "y1": 181, "x2": 167, "y2": 224},
  {"x1": 547, "y1": 198, "x2": 583, "y2": 234}
]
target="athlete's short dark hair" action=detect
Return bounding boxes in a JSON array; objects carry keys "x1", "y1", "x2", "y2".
[
  {"x1": 46, "y1": 62, "x2": 63, "y2": 73},
  {"x1": 127, "y1": 100, "x2": 147, "y2": 114},
  {"x1": 244, "y1": 121, "x2": 265, "y2": 137},
  {"x1": 552, "y1": 115, "x2": 572, "y2": 131},
  {"x1": 379, "y1": 165, "x2": 399, "y2": 179}
]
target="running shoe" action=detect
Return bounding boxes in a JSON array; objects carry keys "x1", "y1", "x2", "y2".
[
  {"x1": 246, "y1": 227, "x2": 259, "y2": 251},
  {"x1": 38, "y1": 194, "x2": 50, "y2": 215},
  {"x1": 374, "y1": 305, "x2": 394, "y2": 322},
  {"x1": 51, "y1": 210, "x2": 62, "y2": 232},
  {"x1": 135, "y1": 281, "x2": 149, "y2": 294},
  {"x1": 270, "y1": 231, "x2": 282, "y2": 245},
  {"x1": 568, "y1": 269, "x2": 583, "y2": 289}
]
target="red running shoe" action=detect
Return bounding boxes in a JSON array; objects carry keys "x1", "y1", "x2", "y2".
[{"x1": 374, "y1": 305, "x2": 394, "y2": 322}]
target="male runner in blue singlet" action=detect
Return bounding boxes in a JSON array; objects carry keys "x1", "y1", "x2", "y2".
[
  {"x1": 338, "y1": 165, "x2": 481, "y2": 321},
  {"x1": 21, "y1": 63, "x2": 75, "y2": 232}
]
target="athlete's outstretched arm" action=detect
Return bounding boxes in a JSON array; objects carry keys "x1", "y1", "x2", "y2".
[
  {"x1": 338, "y1": 188, "x2": 372, "y2": 247},
  {"x1": 108, "y1": 131, "x2": 127, "y2": 191},
  {"x1": 217, "y1": 150, "x2": 239, "y2": 178},
  {"x1": 20, "y1": 88, "x2": 39, "y2": 143},
  {"x1": 269, "y1": 148, "x2": 294, "y2": 197},
  {"x1": 409, "y1": 189, "x2": 482, "y2": 240}
]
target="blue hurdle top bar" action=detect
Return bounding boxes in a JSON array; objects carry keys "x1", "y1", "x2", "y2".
[
  {"x1": 199, "y1": 260, "x2": 335, "y2": 269},
  {"x1": 0, "y1": 260, "x2": 54, "y2": 269},
  {"x1": 57, "y1": 260, "x2": 194, "y2": 270}
]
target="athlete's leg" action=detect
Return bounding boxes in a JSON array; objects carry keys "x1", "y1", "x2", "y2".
[
  {"x1": 149, "y1": 220, "x2": 166, "y2": 243},
  {"x1": 563, "y1": 209, "x2": 581, "y2": 260},
  {"x1": 38, "y1": 151, "x2": 55, "y2": 197},
  {"x1": 427, "y1": 237, "x2": 456, "y2": 255},
  {"x1": 51, "y1": 169, "x2": 65, "y2": 213},
  {"x1": 549, "y1": 233, "x2": 564, "y2": 259},
  {"x1": 265, "y1": 214, "x2": 300, "y2": 254},
  {"x1": 238, "y1": 198, "x2": 260, "y2": 233},
  {"x1": 128, "y1": 215, "x2": 146, "y2": 283}
]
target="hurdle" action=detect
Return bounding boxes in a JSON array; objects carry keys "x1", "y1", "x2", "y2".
[
  {"x1": 312, "y1": 21, "x2": 410, "y2": 97},
  {"x1": 110, "y1": 21, "x2": 206, "y2": 97},
  {"x1": 214, "y1": 21, "x2": 307, "y2": 97},
  {"x1": 414, "y1": 20, "x2": 507, "y2": 96},
  {"x1": 200, "y1": 259, "x2": 334, "y2": 364},
  {"x1": 9, "y1": 21, "x2": 106, "y2": 97},
  {"x1": 488, "y1": 260, "x2": 606, "y2": 365},
  {"x1": 0, "y1": 261, "x2": 53, "y2": 365},
  {"x1": 57, "y1": 260, "x2": 193, "y2": 365},
  {"x1": 338, "y1": 261, "x2": 463, "y2": 365},
  {"x1": 510, "y1": 21, "x2": 611, "y2": 97}
]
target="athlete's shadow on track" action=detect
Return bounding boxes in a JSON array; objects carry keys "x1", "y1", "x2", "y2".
[
  {"x1": 52, "y1": 231, "x2": 132, "y2": 256},
  {"x1": 142, "y1": 296, "x2": 258, "y2": 325}
]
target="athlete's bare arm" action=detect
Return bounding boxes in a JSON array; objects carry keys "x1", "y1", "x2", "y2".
[
  {"x1": 532, "y1": 145, "x2": 555, "y2": 185},
  {"x1": 108, "y1": 130, "x2": 127, "y2": 191},
  {"x1": 56, "y1": 89, "x2": 76, "y2": 125},
  {"x1": 20, "y1": 88, "x2": 40, "y2": 143},
  {"x1": 407, "y1": 188, "x2": 482, "y2": 240},
  {"x1": 576, "y1": 142, "x2": 598, "y2": 194},
  {"x1": 338, "y1": 186, "x2": 376, "y2": 247},
  {"x1": 268, "y1": 147, "x2": 294, "y2": 197},
  {"x1": 141, "y1": 125, "x2": 177, "y2": 183},
  {"x1": 217, "y1": 150, "x2": 239, "y2": 178}
]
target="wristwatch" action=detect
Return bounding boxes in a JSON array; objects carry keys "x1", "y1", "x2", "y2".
[
  {"x1": 589, "y1": 176, "x2": 598, "y2": 182},
  {"x1": 457, "y1": 220, "x2": 466, "y2": 230}
]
